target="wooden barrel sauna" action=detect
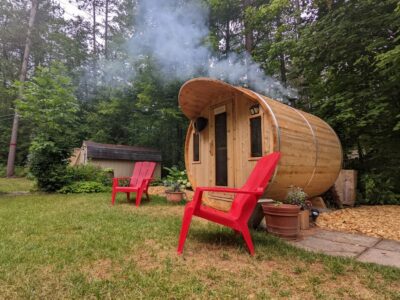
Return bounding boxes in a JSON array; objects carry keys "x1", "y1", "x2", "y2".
[{"x1": 179, "y1": 78, "x2": 342, "y2": 211}]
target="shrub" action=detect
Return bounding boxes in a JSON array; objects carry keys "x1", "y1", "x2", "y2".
[
  {"x1": 16, "y1": 62, "x2": 79, "y2": 192},
  {"x1": 65, "y1": 164, "x2": 113, "y2": 186},
  {"x1": 28, "y1": 140, "x2": 71, "y2": 192},
  {"x1": 360, "y1": 173, "x2": 400, "y2": 205},
  {"x1": 59, "y1": 181, "x2": 110, "y2": 194},
  {"x1": 163, "y1": 166, "x2": 191, "y2": 190}
]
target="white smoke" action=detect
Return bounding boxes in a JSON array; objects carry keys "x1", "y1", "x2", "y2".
[{"x1": 122, "y1": 0, "x2": 296, "y2": 100}]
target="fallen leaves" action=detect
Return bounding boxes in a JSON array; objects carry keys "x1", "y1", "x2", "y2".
[{"x1": 316, "y1": 205, "x2": 400, "y2": 241}]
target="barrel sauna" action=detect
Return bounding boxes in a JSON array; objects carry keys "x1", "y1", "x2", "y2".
[{"x1": 179, "y1": 78, "x2": 342, "y2": 211}]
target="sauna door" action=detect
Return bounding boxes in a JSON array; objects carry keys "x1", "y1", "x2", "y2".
[{"x1": 209, "y1": 103, "x2": 234, "y2": 194}]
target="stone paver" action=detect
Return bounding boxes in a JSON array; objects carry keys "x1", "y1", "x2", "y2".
[
  {"x1": 374, "y1": 239, "x2": 400, "y2": 252},
  {"x1": 287, "y1": 229, "x2": 400, "y2": 268},
  {"x1": 358, "y1": 248, "x2": 400, "y2": 268},
  {"x1": 291, "y1": 236, "x2": 366, "y2": 257},
  {"x1": 313, "y1": 230, "x2": 380, "y2": 247}
]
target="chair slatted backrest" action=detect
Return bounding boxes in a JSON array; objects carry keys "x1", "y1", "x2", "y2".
[
  {"x1": 129, "y1": 161, "x2": 157, "y2": 188},
  {"x1": 230, "y1": 152, "x2": 281, "y2": 218}
]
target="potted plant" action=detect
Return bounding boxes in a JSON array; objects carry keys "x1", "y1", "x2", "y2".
[
  {"x1": 164, "y1": 181, "x2": 186, "y2": 203},
  {"x1": 261, "y1": 186, "x2": 308, "y2": 239},
  {"x1": 163, "y1": 166, "x2": 191, "y2": 203},
  {"x1": 285, "y1": 186, "x2": 310, "y2": 230}
]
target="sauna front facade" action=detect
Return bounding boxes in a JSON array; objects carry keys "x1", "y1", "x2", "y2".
[{"x1": 179, "y1": 78, "x2": 342, "y2": 211}]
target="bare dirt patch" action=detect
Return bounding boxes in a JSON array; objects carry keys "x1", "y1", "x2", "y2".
[
  {"x1": 82, "y1": 258, "x2": 122, "y2": 281},
  {"x1": 317, "y1": 205, "x2": 400, "y2": 241}
]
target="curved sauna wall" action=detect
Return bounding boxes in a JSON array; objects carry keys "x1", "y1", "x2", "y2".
[{"x1": 179, "y1": 78, "x2": 342, "y2": 211}]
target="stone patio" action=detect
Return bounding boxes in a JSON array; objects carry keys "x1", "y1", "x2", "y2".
[{"x1": 289, "y1": 229, "x2": 400, "y2": 268}]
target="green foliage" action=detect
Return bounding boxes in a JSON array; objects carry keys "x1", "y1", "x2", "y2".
[
  {"x1": 28, "y1": 140, "x2": 71, "y2": 192},
  {"x1": 58, "y1": 181, "x2": 110, "y2": 194},
  {"x1": 65, "y1": 164, "x2": 113, "y2": 187},
  {"x1": 285, "y1": 186, "x2": 308, "y2": 209},
  {"x1": 0, "y1": 0, "x2": 398, "y2": 205},
  {"x1": 163, "y1": 166, "x2": 191, "y2": 192},
  {"x1": 361, "y1": 174, "x2": 400, "y2": 205},
  {"x1": 293, "y1": 0, "x2": 400, "y2": 203},
  {"x1": 16, "y1": 62, "x2": 79, "y2": 192}
]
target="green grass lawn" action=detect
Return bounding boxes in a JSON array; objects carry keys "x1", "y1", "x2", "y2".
[
  {"x1": 0, "y1": 177, "x2": 35, "y2": 194},
  {"x1": 0, "y1": 190, "x2": 399, "y2": 299}
]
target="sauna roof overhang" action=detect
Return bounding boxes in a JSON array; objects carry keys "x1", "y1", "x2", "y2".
[{"x1": 178, "y1": 77, "x2": 261, "y2": 120}]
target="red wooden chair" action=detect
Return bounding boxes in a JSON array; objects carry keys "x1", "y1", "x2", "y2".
[
  {"x1": 177, "y1": 152, "x2": 280, "y2": 255},
  {"x1": 111, "y1": 161, "x2": 157, "y2": 207}
]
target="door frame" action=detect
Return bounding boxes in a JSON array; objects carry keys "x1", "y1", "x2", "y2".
[{"x1": 208, "y1": 101, "x2": 235, "y2": 200}]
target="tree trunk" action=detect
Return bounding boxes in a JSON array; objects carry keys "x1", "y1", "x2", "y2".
[
  {"x1": 225, "y1": 19, "x2": 230, "y2": 55},
  {"x1": 279, "y1": 52, "x2": 287, "y2": 87},
  {"x1": 92, "y1": 0, "x2": 96, "y2": 55},
  {"x1": 7, "y1": 0, "x2": 38, "y2": 177},
  {"x1": 243, "y1": 0, "x2": 254, "y2": 54},
  {"x1": 276, "y1": 15, "x2": 287, "y2": 87},
  {"x1": 104, "y1": 0, "x2": 109, "y2": 59}
]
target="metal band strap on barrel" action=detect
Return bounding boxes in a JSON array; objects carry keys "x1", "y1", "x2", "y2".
[
  {"x1": 253, "y1": 92, "x2": 280, "y2": 185},
  {"x1": 286, "y1": 107, "x2": 319, "y2": 190}
]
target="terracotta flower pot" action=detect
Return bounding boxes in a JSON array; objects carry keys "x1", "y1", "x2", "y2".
[
  {"x1": 262, "y1": 203, "x2": 300, "y2": 240},
  {"x1": 165, "y1": 191, "x2": 185, "y2": 203}
]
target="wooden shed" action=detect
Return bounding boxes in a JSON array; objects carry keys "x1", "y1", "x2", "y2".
[
  {"x1": 70, "y1": 141, "x2": 162, "y2": 178},
  {"x1": 179, "y1": 78, "x2": 342, "y2": 211}
]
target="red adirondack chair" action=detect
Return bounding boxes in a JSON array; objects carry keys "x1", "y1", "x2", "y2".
[
  {"x1": 111, "y1": 161, "x2": 157, "y2": 207},
  {"x1": 177, "y1": 152, "x2": 280, "y2": 255}
]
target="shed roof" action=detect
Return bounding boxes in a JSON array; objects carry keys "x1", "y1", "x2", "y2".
[{"x1": 84, "y1": 141, "x2": 162, "y2": 162}]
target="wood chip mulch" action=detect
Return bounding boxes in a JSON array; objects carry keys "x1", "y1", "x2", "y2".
[
  {"x1": 316, "y1": 205, "x2": 400, "y2": 241},
  {"x1": 148, "y1": 186, "x2": 194, "y2": 200}
]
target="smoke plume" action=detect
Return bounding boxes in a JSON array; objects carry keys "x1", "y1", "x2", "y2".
[{"x1": 122, "y1": 0, "x2": 296, "y2": 100}]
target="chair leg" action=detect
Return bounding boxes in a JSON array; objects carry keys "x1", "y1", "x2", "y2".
[
  {"x1": 241, "y1": 226, "x2": 255, "y2": 256},
  {"x1": 145, "y1": 191, "x2": 150, "y2": 201},
  {"x1": 177, "y1": 207, "x2": 194, "y2": 255},
  {"x1": 111, "y1": 190, "x2": 117, "y2": 205},
  {"x1": 135, "y1": 189, "x2": 144, "y2": 207},
  {"x1": 126, "y1": 192, "x2": 130, "y2": 202}
]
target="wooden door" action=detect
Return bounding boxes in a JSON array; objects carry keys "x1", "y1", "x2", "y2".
[
  {"x1": 215, "y1": 111, "x2": 228, "y2": 186},
  {"x1": 207, "y1": 102, "x2": 235, "y2": 206}
]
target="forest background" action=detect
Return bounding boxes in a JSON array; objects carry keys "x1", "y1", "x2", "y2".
[{"x1": 0, "y1": 0, "x2": 399, "y2": 203}]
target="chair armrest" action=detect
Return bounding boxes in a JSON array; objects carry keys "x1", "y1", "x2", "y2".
[
  {"x1": 196, "y1": 186, "x2": 264, "y2": 196},
  {"x1": 113, "y1": 177, "x2": 132, "y2": 187},
  {"x1": 190, "y1": 186, "x2": 263, "y2": 210}
]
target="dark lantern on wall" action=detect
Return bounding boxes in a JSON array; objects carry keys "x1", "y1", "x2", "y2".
[
  {"x1": 249, "y1": 104, "x2": 260, "y2": 115},
  {"x1": 194, "y1": 117, "x2": 208, "y2": 132}
]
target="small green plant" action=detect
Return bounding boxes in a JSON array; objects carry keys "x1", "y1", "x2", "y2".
[
  {"x1": 65, "y1": 164, "x2": 112, "y2": 186},
  {"x1": 163, "y1": 166, "x2": 191, "y2": 192},
  {"x1": 285, "y1": 186, "x2": 308, "y2": 209},
  {"x1": 361, "y1": 173, "x2": 399, "y2": 205},
  {"x1": 58, "y1": 181, "x2": 110, "y2": 194}
]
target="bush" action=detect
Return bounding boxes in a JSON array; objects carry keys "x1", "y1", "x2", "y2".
[
  {"x1": 163, "y1": 166, "x2": 191, "y2": 190},
  {"x1": 28, "y1": 140, "x2": 71, "y2": 192},
  {"x1": 65, "y1": 164, "x2": 113, "y2": 186},
  {"x1": 360, "y1": 173, "x2": 400, "y2": 205},
  {"x1": 59, "y1": 181, "x2": 110, "y2": 194}
]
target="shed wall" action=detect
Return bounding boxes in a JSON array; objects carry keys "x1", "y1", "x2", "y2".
[{"x1": 90, "y1": 159, "x2": 161, "y2": 178}]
